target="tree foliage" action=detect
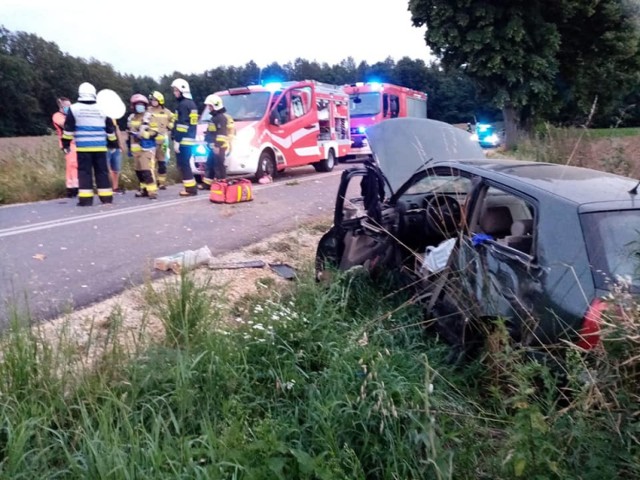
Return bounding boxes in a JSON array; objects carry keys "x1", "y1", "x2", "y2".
[
  {"x1": 409, "y1": 0, "x2": 640, "y2": 145},
  {"x1": 1, "y1": 16, "x2": 639, "y2": 139}
]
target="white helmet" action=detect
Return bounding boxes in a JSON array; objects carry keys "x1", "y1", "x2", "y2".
[
  {"x1": 171, "y1": 78, "x2": 192, "y2": 99},
  {"x1": 204, "y1": 94, "x2": 224, "y2": 111},
  {"x1": 78, "y1": 82, "x2": 97, "y2": 101}
]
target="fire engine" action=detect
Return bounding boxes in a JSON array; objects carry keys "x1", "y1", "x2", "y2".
[
  {"x1": 344, "y1": 82, "x2": 428, "y2": 158},
  {"x1": 192, "y1": 80, "x2": 351, "y2": 182}
]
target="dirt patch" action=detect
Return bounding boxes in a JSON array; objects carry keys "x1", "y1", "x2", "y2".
[{"x1": 35, "y1": 215, "x2": 332, "y2": 369}]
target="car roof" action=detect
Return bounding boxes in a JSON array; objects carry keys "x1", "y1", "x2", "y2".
[{"x1": 434, "y1": 157, "x2": 640, "y2": 206}]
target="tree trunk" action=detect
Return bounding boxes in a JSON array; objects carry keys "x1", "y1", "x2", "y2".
[{"x1": 502, "y1": 104, "x2": 520, "y2": 150}]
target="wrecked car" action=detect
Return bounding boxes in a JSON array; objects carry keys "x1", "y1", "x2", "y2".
[{"x1": 316, "y1": 118, "x2": 640, "y2": 358}]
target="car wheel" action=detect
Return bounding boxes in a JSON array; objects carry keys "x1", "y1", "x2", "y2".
[
  {"x1": 314, "y1": 149, "x2": 335, "y2": 173},
  {"x1": 256, "y1": 151, "x2": 276, "y2": 180}
]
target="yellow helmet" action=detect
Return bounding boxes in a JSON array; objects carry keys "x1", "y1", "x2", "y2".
[{"x1": 150, "y1": 91, "x2": 165, "y2": 105}]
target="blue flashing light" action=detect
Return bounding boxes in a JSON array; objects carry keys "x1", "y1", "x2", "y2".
[
  {"x1": 195, "y1": 144, "x2": 207, "y2": 156},
  {"x1": 357, "y1": 126, "x2": 366, "y2": 134},
  {"x1": 367, "y1": 82, "x2": 383, "y2": 91},
  {"x1": 264, "y1": 81, "x2": 283, "y2": 92}
]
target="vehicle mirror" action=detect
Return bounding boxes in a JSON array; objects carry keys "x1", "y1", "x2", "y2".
[{"x1": 353, "y1": 96, "x2": 362, "y2": 104}]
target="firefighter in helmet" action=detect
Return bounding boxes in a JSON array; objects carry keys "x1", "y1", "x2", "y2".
[
  {"x1": 203, "y1": 94, "x2": 235, "y2": 185},
  {"x1": 62, "y1": 82, "x2": 117, "y2": 206},
  {"x1": 170, "y1": 78, "x2": 199, "y2": 196},
  {"x1": 127, "y1": 93, "x2": 159, "y2": 199},
  {"x1": 147, "y1": 91, "x2": 174, "y2": 189},
  {"x1": 52, "y1": 97, "x2": 79, "y2": 198}
]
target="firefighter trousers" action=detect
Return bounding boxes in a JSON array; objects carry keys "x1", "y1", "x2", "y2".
[
  {"x1": 155, "y1": 146, "x2": 167, "y2": 186},
  {"x1": 64, "y1": 145, "x2": 79, "y2": 190},
  {"x1": 134, "y1": 150, "x2": 158, "y2": 197},
  {"x1": 176, "y1": 144, "x2": 197, "y2": 194},
  {"x1": 77, "y1": 151, "x2": 113, "y2": 206},
  {"x1": 204, "y1": 147, "x2": 227, "y2": 184}
]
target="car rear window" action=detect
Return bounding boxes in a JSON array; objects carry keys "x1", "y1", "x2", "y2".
[{"x1": 581, "y1": 210, "x2": 640, "y2": 292}]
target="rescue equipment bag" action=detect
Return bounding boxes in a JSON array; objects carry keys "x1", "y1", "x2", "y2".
[{"x1": 210, "y1": 178, "x2": 253, "y2": 204}]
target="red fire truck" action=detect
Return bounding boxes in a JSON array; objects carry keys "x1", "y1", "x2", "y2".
[
  {"x1": 193, "y1": 80, "x2": 351, "y2": 182},
  {"x1": 344, "y1": 82, "x2": 428, "y2": 158}
]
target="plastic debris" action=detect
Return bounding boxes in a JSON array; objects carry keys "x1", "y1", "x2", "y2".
[
  {"x1": 154, "y1": 246, "x2": 212, "y2": 273},
  {"x1": 471, "y1": 233, "x2": 494, "y2": 246}
]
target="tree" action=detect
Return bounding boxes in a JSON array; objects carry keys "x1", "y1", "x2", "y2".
[{"x1": 408, "y1": 0, "x2": 640, "y2": 147}]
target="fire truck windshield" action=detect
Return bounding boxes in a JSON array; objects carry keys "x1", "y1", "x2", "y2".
[
  {"x1": 349, "y1": 92, "x2": 381, "y2": 117},
  {"x1": 220, "y1": 92, "x2": 271, "y2": 121}
]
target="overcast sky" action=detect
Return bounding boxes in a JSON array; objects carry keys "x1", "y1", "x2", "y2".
[{"x1": 2, "y1": 0, "x2": 433, "y2": 80}]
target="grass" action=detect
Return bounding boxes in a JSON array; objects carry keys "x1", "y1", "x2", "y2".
[
  {"x1": 586, "y1": 127, "x2": 640, "y2": 138},
  {"x1": 0, "y1": 265, "x2": 638, "y2": 478},
  {"x1": 0, "y1": 135, "x2": 182, "y2": 204}
]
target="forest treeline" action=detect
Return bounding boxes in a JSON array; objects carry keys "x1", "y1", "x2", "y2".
[{"x1": 1, "y1": 26, "x2": 638, "y2": 137}]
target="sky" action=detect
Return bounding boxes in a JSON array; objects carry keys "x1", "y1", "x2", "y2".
[{"x1": 2, "y1": 0, "x2": 434, "y2": 80}]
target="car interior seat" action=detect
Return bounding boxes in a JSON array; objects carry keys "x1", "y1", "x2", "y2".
[
  {"x1": 479, "y1": 206, "x2": 513, "y2": 239},
  {"x1": 502, "y1": 219, "x2": 534, "y2": 254}
]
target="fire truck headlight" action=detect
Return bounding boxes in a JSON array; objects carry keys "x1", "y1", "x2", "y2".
[
  {"x1": 237, "y1": 126, "x2": 255, "y2": 142},
  {"x1": 233, "y1": 127, "x2": 256, "y2": 156},
  {"x1": 357, "y1": 126, "x2": 366, "y2": 134}
]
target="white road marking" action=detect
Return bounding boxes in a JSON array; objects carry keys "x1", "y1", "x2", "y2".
[{"x1": 0, "y1": 171, "x2": 341, "y2": 239}]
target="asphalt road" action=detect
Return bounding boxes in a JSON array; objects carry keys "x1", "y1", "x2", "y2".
[{"x1": 0, "y1": 165, "x2": 347, "y2": 325}]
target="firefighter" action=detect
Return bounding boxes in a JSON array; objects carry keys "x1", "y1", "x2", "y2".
[
  {"x1": 127, "y1": 94, "x2": 159, "y2": 200},
  {"x1": 62, "y1": 83, "x2": 117, "y2": 206},
  {"x1": 203, "y1": 94, "x2": 235, "y2": 185},
  {"x1": 147, "y1": 91, "x2": 174, "y2": 189},
  {"x1": 52, "y1": 97, "x2": 79, "y2": 198},
  {"x1": 170, "y1": 78, "x2": 199, "y2": 196}
]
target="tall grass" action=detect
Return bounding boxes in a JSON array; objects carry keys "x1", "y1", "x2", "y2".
[
  {"x1": 0, "y1": 136, "x2": 181, "y2": 204},
  {"x1": 0, "y1": 265, "x2": 638, "y2": 478}
]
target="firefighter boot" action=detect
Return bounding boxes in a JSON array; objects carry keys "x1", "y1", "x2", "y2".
[
  {"x1": 77, "y1": 197, "x2": 93, "y2": 207},
  {"x1": 179, "y1": 183, "x2": 198, "y2": 197},
  {"x1": 135, "y1": 188, "x2": 148, "y2": 198}
]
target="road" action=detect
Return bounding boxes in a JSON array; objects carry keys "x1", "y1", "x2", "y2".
[{"x1": 0, "y1": 165, "x2": 347, "y2": 325}]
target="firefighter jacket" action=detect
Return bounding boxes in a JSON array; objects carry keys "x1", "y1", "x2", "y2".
[
  {"x1": 127, "y1": 111, "x2": 158, "y2": 151},
  {"x1": 172, "y1": 96, "x2": 198, "y2": 146},
  {"x1": 52, "y1": 111, "x2": 68, "y2": 149},
  {"x1": 148, "y1": 105, "x2": 174, "y2": 146},
  {"x1": 205, "y1": 108, "x2": 235, "y2": 152},
  {"x1": 62, "y1": 101, "x2": 117, "y2": 152}
]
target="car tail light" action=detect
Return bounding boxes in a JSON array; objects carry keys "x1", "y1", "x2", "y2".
[{"x1": 576, "y1": 298, "x2": 607, "y2": 350}]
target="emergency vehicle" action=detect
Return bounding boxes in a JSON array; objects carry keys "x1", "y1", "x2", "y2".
[
  {"x1": 192, "y1": 80, "x2": 351, "y2": 181},
  {"x1": 344, "y1": 82, "x2": 428, "y2": 157}
]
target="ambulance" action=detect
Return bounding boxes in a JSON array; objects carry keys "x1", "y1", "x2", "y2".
[
  {"x1": 344, "y1": 82, "x2": 428, "y2": 158},
  {"x1": 203, "y1": 80, "x2": 351, "y2": 181}
]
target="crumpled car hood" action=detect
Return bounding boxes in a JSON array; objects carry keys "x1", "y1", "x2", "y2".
[{"x1": 366, "y1": 118, "x2": 485, "y2": 193}]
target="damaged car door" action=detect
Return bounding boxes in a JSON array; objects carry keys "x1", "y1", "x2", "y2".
[{"x1": 434, "y1": 183, "x2": 545, "y2": 349}]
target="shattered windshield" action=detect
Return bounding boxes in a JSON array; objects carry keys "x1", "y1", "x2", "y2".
[
  {"x1": 405, "y1": 175, "x2": 472, "y2": 195},
  {"x1": 219, "y1": 92, "x2": 271, "y2": 121},
  {"x1": 366, "y1": 118, "x2": 485, "y2": 193}
]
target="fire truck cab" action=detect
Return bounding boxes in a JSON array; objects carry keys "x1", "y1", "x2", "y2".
[
  {"x1": 210, "y1": 80, "x2": 351, "y2": 181},
  {"x1": 344, "y1": 82, "x2": 428, "y2": 158}
]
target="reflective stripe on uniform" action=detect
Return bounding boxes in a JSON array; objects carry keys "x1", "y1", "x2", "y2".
[
  {"x1": 183, "y1": 179, "x2": 196, "y2": 187},
  {"x1": 78, "y1": 189, "x2": 94, "y2": 198},
  {"x1": 97, "y1": 188, "x2": 113, "y2": 197}
]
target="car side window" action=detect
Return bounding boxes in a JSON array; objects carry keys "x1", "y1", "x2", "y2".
[{"x1": 474, "y1": 186, "x2": 536, "y2": 256}]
